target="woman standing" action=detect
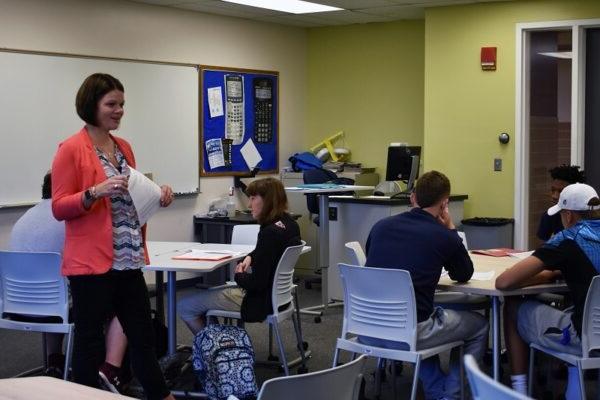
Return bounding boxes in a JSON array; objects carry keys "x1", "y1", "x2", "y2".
[
  {"x1": 52, "y1": 73, "x2": 174, "y2": 400},
  {"x1": 178, "y1": 177, "x2": 301, "y2": 334}
]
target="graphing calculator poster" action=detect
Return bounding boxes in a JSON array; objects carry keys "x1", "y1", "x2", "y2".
[{"x1": 200, "y1": 66, "x2": 278, "y2": 176}]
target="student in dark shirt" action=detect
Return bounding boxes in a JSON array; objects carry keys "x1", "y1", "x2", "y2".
[
  {"x1": 497, "y1": 183, "x2": 600, "y2": 398},
  {"x1": 364, "y1": 171, "x2": 488, "y2": 400},
  {"x1": 178, "y1": 178, "x2": 301, "y2": 334},
  {"x1": 537, "y1": 165, "x2": 585, "y2": 241}
]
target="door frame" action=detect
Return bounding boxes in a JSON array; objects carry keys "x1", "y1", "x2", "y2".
[{"x1": 514, "y1": 18, "x2": 600, "y2": 249}]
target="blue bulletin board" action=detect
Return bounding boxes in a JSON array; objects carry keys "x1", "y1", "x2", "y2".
[{"x1": 200, "y1": 66, "x2": 279, "y2": 176}]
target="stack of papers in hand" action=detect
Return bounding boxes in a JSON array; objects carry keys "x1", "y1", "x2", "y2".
[
  {"x1": 173, "y1": 249, "x2": 236, "y2": 261},
  {"x1": 471, "y1": 248, "x2": 521, "y2": 257}
]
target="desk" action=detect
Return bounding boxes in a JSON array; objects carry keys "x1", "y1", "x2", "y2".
[
  {"x1": 437, "y1": 253, "x2": 569, "y2": 380},
  {"x1": 284, "y1": 185, "x2": 373, "y2": 314},
  {"x1": 144, "y1": 241, "x2": 254, "y2": 355},
  {"x1": 0, "y1": 376, "x2": 135, "y2": 399}
]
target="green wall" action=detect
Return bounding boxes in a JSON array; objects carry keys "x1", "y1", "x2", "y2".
[
  {"x1": 424, "y1": 0, "x2": 600, "y2": 219},
  {"x1": 307, "y1": 21, "x2": 425, "y2": 175}
]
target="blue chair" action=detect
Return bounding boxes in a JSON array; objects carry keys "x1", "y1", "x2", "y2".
[
  {"x1": 207, "y1": 242, "x2": 309, "y2": 375},
  {"x1": 0, "y1": 251, "x2": 73, "y2": 380},
  {"x1": 528, "y1": 275, "x2": 600, "y2": 398},
  {"x1": 255, "y1": 355, "x2": 367, "y2": 400},
  {"x1": 465, "y1": 354, "x2": 530, "y2": 399},
  {"x1": 333, "y1": 263, "x2": 465, "y2": 400}
]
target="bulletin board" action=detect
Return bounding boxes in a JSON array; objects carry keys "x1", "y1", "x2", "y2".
[{"x1": 200, "y1": 66, "x2": 279, "y2": 176}]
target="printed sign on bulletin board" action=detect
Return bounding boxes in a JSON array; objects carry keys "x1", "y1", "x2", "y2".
[{"x1": 200, "y1": 66, "x2": 279, "y2": 176}]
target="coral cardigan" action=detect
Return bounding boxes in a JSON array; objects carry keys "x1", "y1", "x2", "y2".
[{"x1": 51, "y1": 127, "x2": 148, "y2": 276}]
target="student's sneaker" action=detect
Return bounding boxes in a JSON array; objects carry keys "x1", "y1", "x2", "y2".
[{"x1": 98, "y1": 363, "x2": 122, "y2": 394}]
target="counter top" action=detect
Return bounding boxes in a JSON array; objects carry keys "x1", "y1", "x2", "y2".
[{"x1": 329, "y1": 194, "x2": 468, "y2": 205}]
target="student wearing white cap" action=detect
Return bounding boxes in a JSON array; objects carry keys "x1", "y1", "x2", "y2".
[{"x1": 496, "y1": 183, "x2": 600, "y2": 398}]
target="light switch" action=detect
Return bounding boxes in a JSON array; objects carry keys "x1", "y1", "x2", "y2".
[{"x1": 494, "y1": 158, "x2": 502, "y2": 171}]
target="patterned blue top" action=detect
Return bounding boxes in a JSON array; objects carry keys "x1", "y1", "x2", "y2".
[
  {"x1": 96, "y1": 146, "x2": 145, "y2": 270},
  {"x1": 545, "y1": 219, "x2": 600, "y2": 272}
]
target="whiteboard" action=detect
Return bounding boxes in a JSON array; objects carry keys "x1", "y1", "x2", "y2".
[{"x1": 0, "y1": 51, "x2": 199, "y2": 206}]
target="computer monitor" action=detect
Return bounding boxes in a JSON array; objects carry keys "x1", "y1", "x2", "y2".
[{"x1": 386, "y1": 145, "x2": 421, "y2": 192}]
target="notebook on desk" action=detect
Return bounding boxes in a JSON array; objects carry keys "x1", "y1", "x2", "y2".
[
  {"x1": 172, "y1": 249, "x2": 234, "y2": 261},
  {"x1": 471, "y1": 248, "x2": 521, "y2": 257}
]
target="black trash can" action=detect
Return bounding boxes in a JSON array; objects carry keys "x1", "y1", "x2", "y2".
[{"x1": 461, "y1": 217, "x2": 514, "y2": 250}]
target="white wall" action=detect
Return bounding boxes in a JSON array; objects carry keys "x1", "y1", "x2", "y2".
[{"x1": 0, "y1": 0, "x2": 307, "y2": 249}]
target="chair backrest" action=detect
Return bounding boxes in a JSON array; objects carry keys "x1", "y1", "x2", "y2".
[
  {"x1": 457, "y1": 231, "x2": 469, "y2": 250},
  {"x1": 345, "y1": 241, "x2": 366, "y2": 266},
  {"x1": 271, "y1": 241, "x2": 305, "y2": 315},
  {"x1": 464, "y1": 354, "x2": 531, "y2": 400},
  {"x1": 0, "y1": 251, "x2": 67, "y2": 321},
  {"x1": 338, "y1": 263, "x2": 418, "y2": 350},
  {"x1": 257, "y1": 354, "x2": 367, "y2": 400},
  {"x1": 231, "y1": 224, "x2": 260, "y2": 246},
  {"x1": 303, "y1": 168, "x2": 338, "y2": 215},
  {"x1": 581, "y1": 275, "x2": 600, "y2": 356}
]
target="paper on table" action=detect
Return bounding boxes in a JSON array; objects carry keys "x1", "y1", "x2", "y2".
[
  {"x1": 240, "y1": 138, "x2": 262, "y2": 169},
  {"x1": 173, "y1": 249, "x2": 233, "y2": 261},
  {"x1": 207, "y1": 86, "x2": 224, "y2": 118},
  {"x1": 509, "y1": 250, "x2": 535, "y2": 260},
  {"x1": 471, "y1": 271, "x2": 496, "y2": 281},
  {"x1": 128, "y1": 167, "x2": 161, "y2": 226}
]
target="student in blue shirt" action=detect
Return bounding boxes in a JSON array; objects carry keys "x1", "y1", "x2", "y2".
[
  {"x1": 364, "y1": 170, "x2": 489, "y2": 400},
  {"x1": 497, "y1": 183, "x2": 600, "y2": 398}
]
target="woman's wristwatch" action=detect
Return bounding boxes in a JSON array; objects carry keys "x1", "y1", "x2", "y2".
[{"x1": 84, "y1": 186, "x2": 97, "y2": 201}]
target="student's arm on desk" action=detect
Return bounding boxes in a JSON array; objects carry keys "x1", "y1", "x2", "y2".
[
  {"x1": 446, "y1": 243, "x2": 473, "y2": 283},
  {"x1": 495, "y1": 256, "x2": 560, "y2": 290}
]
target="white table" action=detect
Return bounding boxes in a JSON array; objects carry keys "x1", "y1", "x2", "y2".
[
  {"x1": 437, "y1": 253, "x2": 569, "y2": 380},
  {"x1": 0, "y1": 376, "x2": 135, "y2": 399},
  {"x1": 144, "y1": 241, "x2": 254, "y2": 355},
  {"x1": 285, "y1": 185, "x2": 374, "y2": 316}
]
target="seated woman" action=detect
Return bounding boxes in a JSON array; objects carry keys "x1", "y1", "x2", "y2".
[{"x1": 179, "y1": 177, "x2": 301, "y2": 334}]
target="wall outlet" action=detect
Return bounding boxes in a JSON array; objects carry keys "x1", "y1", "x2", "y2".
[{"x1": 494, "y1": 158, "x2": 502, "y2": 171}]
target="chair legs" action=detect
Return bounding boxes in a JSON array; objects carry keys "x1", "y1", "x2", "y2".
[
  {"x1": 411, "y1": 356, "x2": 421, "y2": 400},
  {"x1": 576, "y1": 363, "x2": 585, "y2": 400},
  {"x1": 63, "y1": 326, "x2": 74, "y2": 380},
  {"x1": 528, "y1": 347, "x2": 535, "y2": 397},
  {"x1": 291, "y1": 311, "x2": 308, "y2": 370},
  {"x1": 459, "y1": 347, "x2": 465, "y2": 400},
  {"x1": 271, "y1": 322, "x2": 290, "y2": 375}
]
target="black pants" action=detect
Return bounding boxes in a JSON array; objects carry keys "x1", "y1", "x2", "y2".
[{"x1": 69, "y1": 269, "x2": 169, "y2": 400}]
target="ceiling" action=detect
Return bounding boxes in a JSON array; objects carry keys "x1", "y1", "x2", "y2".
[{"x1": 128, "y1": 0, "x2": 509, "y2": 27}]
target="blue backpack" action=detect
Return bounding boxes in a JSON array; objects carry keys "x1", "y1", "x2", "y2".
[
  {"x1": 289, "y1": 151, "x2": 323, "y2": 172},
  {"x1": 192, "y1": 324, "x2": 258, "y2": 400}
]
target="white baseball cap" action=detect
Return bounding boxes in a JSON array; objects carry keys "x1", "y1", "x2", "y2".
[{"x1": 547, "y1": 183, "x2": 600, "y2": 216}]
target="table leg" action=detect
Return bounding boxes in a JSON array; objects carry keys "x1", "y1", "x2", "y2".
[
  {"x1": 318, "y1": 194, "x2": 330, "y2": 308},
  {"x1": 167, "y1": 271, "x2": 177, "y2": 356},
  {"x1": 202, "y1": 224, "x2": 208, "y2": 243},
  {"x1": 220, "y1": 225, "x2": 226, "y2": 244},
  {"x1": 155, "y1": 271, "x2": 165, "y2": 325},
  {"x1": 492, "y1": 295, "x2": 500, "y2": 380}
]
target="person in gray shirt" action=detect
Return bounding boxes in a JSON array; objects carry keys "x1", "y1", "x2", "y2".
[
  {"x1": 10, "y1": 173, "x2": 65, "y2": 252},
  {"x1": 9, "y1": 173, "x2": 129, "y2": 393}
]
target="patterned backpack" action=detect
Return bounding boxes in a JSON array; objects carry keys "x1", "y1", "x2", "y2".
[{"x1": 192, "y1": 324, "x2": 258, "y2": 400}]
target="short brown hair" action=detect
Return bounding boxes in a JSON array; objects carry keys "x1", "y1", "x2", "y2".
[
  {"x1": 415, "y1": 170, "x2": 451, "y2": 208},
  {"x1": 574, "y1": 197, "x2": 600, "y2": 220},
  {"x1": 76, "y1": 73, "x2": 124, "y2": 126},
  {"x1": 246, "y1": 177, "x2": 288, "y2": 224}
]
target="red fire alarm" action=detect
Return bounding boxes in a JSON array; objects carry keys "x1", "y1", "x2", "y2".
[{"x1": 481, "y1": 47, "x2": 497, "y2": 71}]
